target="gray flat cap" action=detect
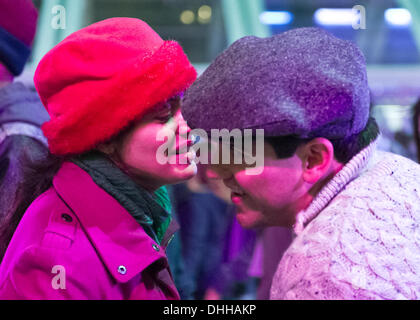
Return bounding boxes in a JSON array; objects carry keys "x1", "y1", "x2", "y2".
[{"x1": 182, "y1": 27, "x2": 370, "y2": 139}]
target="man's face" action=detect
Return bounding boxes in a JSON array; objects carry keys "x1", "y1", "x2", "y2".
[{"x1": 210, "y1": 140, "x2": 306, "y2": 229}]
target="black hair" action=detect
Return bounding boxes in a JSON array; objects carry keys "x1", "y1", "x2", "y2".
[
  {"x1": 0, "y1": 135, "x2": 64, "y2": 260},
  {"x1": 265, "y1": 117, "x2": 380, "y2": 164}
]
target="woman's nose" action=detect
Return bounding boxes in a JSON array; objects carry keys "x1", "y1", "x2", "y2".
[{"x1": 174, "y1": 109, "x2": 191, "y2": 137}]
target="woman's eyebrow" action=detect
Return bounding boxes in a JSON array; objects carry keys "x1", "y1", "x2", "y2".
[
  {"x1": 170, "y1": 97, "x2": 181, "y2": 110},
  {"x1": 151, "y1": 95, "x2": 181, "y2": 116},
  {"x1": 153, "y1": 101, "x2": 172, "y2": 114},
  {"x1": 168, "y1": 95, "x2": 181, "y2": 103}
]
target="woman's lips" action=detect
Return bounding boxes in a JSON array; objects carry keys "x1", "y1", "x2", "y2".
[
  {"x1": 168, "y1": 139, "x2": 194, "y2": 156},
  {"x1": 231, "y1": 191, "x2": 245, "y2": 204},
  {"x1": 170, "y1": 149, "x2": 196, "y2": 164}
]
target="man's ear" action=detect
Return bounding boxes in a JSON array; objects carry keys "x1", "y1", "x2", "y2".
[{"x1": 299, "y1": 138, "x2": 334, "y2": 184}]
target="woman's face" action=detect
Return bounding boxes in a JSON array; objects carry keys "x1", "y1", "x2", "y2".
[{"x1": 113, "y1": 95, "x2": 197, "y2": 191}]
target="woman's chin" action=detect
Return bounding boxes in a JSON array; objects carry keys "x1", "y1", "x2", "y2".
[
  {"x1": 164, "y1": 161, "x2": 197, "y2": 184},
  {"x1": 165, "y1": 152, "x2": 197, "y2": 180},
  {"x1": 175, "y1": 160, "x2": 198, "y2": 179}
]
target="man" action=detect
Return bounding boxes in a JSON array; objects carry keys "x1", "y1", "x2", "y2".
[
  {"x1": 181, "y1": 27, "x2": 420, "y2": 299},
  {"x1": 0, "y1": 0, "x2": 49, "y2": 257}
]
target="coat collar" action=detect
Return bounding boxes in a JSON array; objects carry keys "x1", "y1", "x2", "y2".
[{"x1": 53, "y1": 162, "x2": 170, "y2": 283}]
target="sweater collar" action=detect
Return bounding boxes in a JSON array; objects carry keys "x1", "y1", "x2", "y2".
[{"x1": 293, "y1": 138, "x2": 379, "y2": 235}]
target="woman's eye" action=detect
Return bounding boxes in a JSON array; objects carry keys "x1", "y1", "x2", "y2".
[{"x1": 156, "y1": 114, "x2": 172, "y2": 123}]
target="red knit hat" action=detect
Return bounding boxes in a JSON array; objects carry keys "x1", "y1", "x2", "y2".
[{"x1": 34, "y1": 18, "x2": 197, "y2": 155}]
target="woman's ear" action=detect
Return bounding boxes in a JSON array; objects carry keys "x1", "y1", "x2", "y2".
[
  {"x1": 299, "y1": 138, "x2": 334, "y2": 184},
  {"x1": 96, "y1": 141, "x2": 117, "y2": 156}
]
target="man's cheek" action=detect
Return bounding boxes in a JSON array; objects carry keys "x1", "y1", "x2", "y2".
[{"x1": 242, "y1": 193, "x2": 265, "y2": 211}]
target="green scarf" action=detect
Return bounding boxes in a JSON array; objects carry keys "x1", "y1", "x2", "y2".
[{"x1": 72, "y1": 151, "x2": 172, "y2": 244}]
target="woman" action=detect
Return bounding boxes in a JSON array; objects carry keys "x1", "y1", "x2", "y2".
[{"x1": 0, "y1": 18, "x2": 197, "y2": 299}]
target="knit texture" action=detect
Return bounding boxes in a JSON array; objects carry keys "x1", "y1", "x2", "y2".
[
  {"x1": 182, "y1": 27, "x2": 369, "y2": 139},
  {"x1": 293, "y1": 139, "x2": 378, "y2": 234},
  {"x1": 271, "y1": 146, "x2": 420, "y2": 299}
]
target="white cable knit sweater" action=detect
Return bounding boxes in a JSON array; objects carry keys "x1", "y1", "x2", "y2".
[{"x1": 270, "y1": 141, "x2": 420, "y2": 300}]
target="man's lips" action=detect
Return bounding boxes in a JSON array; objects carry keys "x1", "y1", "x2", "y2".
[
  {"x1": 230, "y1": 187, "x2": 246, "y2": 202},
  {"x1": 231, "y1": 191, "x2": 245, "y2": 204},
  {"x1": 231, "y1": 190, "x2": 245, "y2": 196}
]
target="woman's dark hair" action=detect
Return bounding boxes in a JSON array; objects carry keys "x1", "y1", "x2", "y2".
[
  {"x1": 413, "y1": 99, "x2": 420, "y2": 163},
  {"x1": 265, "y1": 117, "x2": 380, "y2": 164},
  {"x1": 0, "y1": 135, "x2": 64, "y2": 260}
]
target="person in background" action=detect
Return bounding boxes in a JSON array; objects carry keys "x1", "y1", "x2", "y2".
[
  {"x1": 182, "y1": 27, "x2": 420, "y2": 299},
  {"x1": 166, "y1": 186, "x2": 195, "y2": 300},
  {"x1": 172, "y1": 165, "x2": 233, "y2": 299},
  {"x1": 256, "y1": 227, "x2": 292, "y2": 300},
  {"x1": 0, "y1": 18, "x2": 197, "y2": 299},
  {"x1": 173, "y1": 150, "x2": 288, "y2": 300},
  {"x1": 202, "y1": 167, "x2": 258, "y2": 300},
  {"x1": 0, "y1": 0, "x2": 50, "y2": 259},
  {"x1": 372, "y1": 101, "x2": 418, "y2": 162}
]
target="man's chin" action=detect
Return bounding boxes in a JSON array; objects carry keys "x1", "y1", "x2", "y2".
[{"x1": 235, "y1": 210, "x2": 265, "y2": 229}]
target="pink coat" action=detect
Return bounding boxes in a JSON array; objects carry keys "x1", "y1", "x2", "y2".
[{"x1": 0, "y1": 162, "x2": 180, "y2": 300}]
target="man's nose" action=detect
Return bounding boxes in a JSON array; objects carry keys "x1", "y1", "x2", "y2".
[
  {"x1": 205, "y1": 166, "x2": 221, "y2": 180},
  {"x1": 222, "y1": 174, "x2": 239, "y2": 192},
  {"x1": 208, "y1": 164, "x2": 232, "y2": 180}
]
